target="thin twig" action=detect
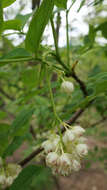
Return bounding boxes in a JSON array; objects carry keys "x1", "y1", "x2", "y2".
[
  {"x1": 19, "y1": 147, "x2": 43, "y2": 167},
  {"x1": 71, "y1": 61, "x2": 88, "y2": 97},
  {"x1": 29, "y1": 125, "x2": 36, "y2": 140}
]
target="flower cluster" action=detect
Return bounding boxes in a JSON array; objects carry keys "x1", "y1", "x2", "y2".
[
  {"x1": 42, "y1": 125, "x2": 88, "y2": 176},
  {"x1": 0, "y1": 158, "x2": 22, "y2": 189}
]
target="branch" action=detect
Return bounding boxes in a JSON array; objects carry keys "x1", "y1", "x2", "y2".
[
  {"x1": 29, "y1": 125, "x2": 36, "y2": 140},
  {"x1": 19, "y1": 147, "x2": 43, "y2": 167},
  {"x1": 71, "y1": 61, "x2": 88, "y2": 97}
]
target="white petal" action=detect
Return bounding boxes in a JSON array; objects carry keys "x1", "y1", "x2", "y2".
[
  {"x1": 76, "y1": 144, "x2": 88, "y2": 156},
  {"x1": 61, "y1": 81, "x2": 74, "y2": 93}
]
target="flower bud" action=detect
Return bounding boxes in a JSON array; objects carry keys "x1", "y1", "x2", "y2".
[
  {"x1": 72, "y1": 126, "x2": 85, "y2": 137},
  {"x1": 72, "y1": 160, "x2": 81, "y2": 171},
  {"x1": 61, "y1": 81, "x2": 74, "y2": 93},
  {"x1": 46, "y1": 152, "x2": 59, "y2": 167},
  {"x1": 76, "y1": 144, "x2": 88, "y2": 157},
  {"x1": 63, "y1": 129, "x2": 75, "y2": 144}
]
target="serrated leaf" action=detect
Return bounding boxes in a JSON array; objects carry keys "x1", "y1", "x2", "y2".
[
  {"x1": 9, "y1": 165, "x2": 45, "y2": 190},
  {"x1": 54, "y1": 0, "x2": 67, "y2": 9},
  {"x1": 3, "y1": 0, "x2": 16, "y2": 8},
  {"x1": 25, "y1": 0, "x2": 54, "y2": 53},
  {"x1": 10, "y1": 107, "x2": 35, "y2": 137}
]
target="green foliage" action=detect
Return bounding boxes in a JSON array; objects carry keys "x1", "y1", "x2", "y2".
[
  {"x1": 3, "y1": 19, "x2": 22, "y2": 31},
  {"x1": 31, "y1": 167, "x2": 53, "y2": 190},
  {"x1": 0, "y1": 0, "x2": 106, "y2": 188},
  {"x1": 97, "y1": 21, "x2": 107, "y2": 38},
  {"x1": 0, "y1": 48, "x2": 32, "y2": 59},
  {"x1": 2, "y1": 0, "x2": 16, "y2": 8},
  {"x1": 3, "y1": 136, "x2": 25, "y2": 158},
  {"x1": 0, "y1": 123, "x2": 10, "y2": 155},
  {"x1": 9, "y1": 107, "x2": 35, "y2": 137},
  {"x1": 54, "y1": 0, "x2": 68, "y2": 9},
  {"x1": 9, "y1": 165, "x2": 45, "y2": 190},
  {"x1": 15, "y1": 13, "x2": 32, "y2": 30},
  {"x1": 25, "y1": 0, "x2": 54, "y2": 53},
  {"x1": 84, "y1": 25, "x2": 96, "y2": 48},
  {"x1": 0, "y1": 1, "x2": 3, "y2": 35}
]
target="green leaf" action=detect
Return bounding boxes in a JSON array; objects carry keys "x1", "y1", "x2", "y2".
[
  {"x1": 0, "y1": 123, "x2": 10, "y2": 156},
  {"x1": 25, "y1": 0, "x2": 54, "y2": 53},
  {"x1": 3, "y1": 19, "x2": 22, "y2": 31},
  {"x1": 54, "y1": 0, "x2": 67, "y2": 9},
  {"x1": 77, "y1": 0, "x2": 86, "y2": 12},
  {"x1": 0, "y1": 123, "x2": 10, "y2": 133},
  {"x1": 97, "y1": 21, "x2": 107, "y2": 38},
  {"x1": 0, "y1": 1, "x2": 3, "y2": 35},
  {"x1": 10, "y1": 107, "x2": 35, "y2": 137},
  {"x1": 0, "y1": 111, "x2": 7, "y2": 119},
  {"x1": 95, "y1": 80, "x2": 107, "y2": 94},
  {"x1": 15, "y1": 13, "x2": 32, "y2": 29},
  {"x1": 22, "y1": 68, "x2": 38, "y2": 88},
  {"x1": 0, "y1": 48, "x2": 32, "y2": 60},
  {"x1": 3, "y1": 0, "x2": 16, "y2": 8},
  {"x1": 88, "y1": 25, "x2": 96, "y2": 45},
  {"x1": 9, "y1": 165, "x2": 45, "y2": 190},
  {"x1": 3, "y1": 136, "x2": 25, "y2": 158}
]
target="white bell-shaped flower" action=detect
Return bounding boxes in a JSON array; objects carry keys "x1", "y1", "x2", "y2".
[
  {"x1": 59, "y1": 153, "x2": 71, "y2": 166},
  {"x1": 42, "y1": 140, "x2": 55, "y2": 153},
  {"x1": 61, "y1": 81, "x2": 74, "y2": 93},
  {"x1": 58, "y1": 153, "x2": 72, "y2": 176},
  {"x1": 72, "y1": 126, "x2": 85, "y2": 137},
  {"x1": 46, "y1": 152, "x2": 59, "y2": 167},
  {"x1": 76, "y1": 144, "x2": 88, "y2": 157},
  {"x1": 72, "y1": 160, "x2": 81, "y2": 171},
  {"x1": 6, "y1": 176, "x2": 13, "y2": 186},
  {"x1": 42, "y1": 134, "x2": 60, "y2": 153},
  {"x1": 63, "y1": 129, "x2": 75, "y2": 144}
]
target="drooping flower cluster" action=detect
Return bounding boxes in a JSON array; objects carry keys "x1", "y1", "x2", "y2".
[
  {"x1": 42, "y1": 125, "x2": 88, "y2": 176},
  {"x1": 0, "y1": 158, "x2": 22, "y2": 189}
]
